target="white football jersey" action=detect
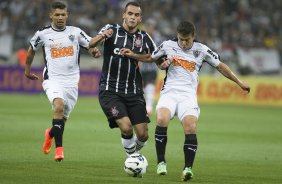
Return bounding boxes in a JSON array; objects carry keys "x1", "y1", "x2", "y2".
[
  {"x1": 30, "y1": 25, "x2": 91, "y2": 87},
  {"x1": 152, "y1": 39, "x2": 220, "y2": 94}
]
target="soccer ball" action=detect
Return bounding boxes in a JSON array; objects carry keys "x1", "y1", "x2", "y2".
[{"x1": 124, "y1": 153, "x2": 148, "y2": 177}]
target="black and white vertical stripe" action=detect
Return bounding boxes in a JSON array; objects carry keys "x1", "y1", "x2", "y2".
[{"x1": 99, "y1": 24, "x2": 156, "y2": 95}]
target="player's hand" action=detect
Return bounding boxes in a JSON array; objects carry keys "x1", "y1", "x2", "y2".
[
  {"x1": 158, "y1": 59, "x2": 171, "y2": 70},
  {"x1": 240, "y1": 83, "x2": 251, "y2": 93},
  {"x1": 101, "y1": 29, "x2": 113, "y2": 39},
  {"x1": 25, "y1": 73, "x2": 39, "y2": 80},
  {"x1": 120, "y1": 48, "x2": 134, "y2": 57},
  {"x1": 89, "y1": 47, "x2": 101, "y2": 58}
]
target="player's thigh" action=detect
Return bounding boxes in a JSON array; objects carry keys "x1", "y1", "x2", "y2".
[
  {"x1": 42, "y1": 80, "x2": 64, "y2": 106},
  {"x1": 156, "y1": 92, "x2": 177, "y2": 121},
  {"x1": 63, "y1": 86, "x2": 78, "y2": 118},
  {"x1": 126, "y1": 94, "x2": 150, "y2": 126},
  {"x1": 177, "y1": 94, "x2": 200, "y2": 122}
]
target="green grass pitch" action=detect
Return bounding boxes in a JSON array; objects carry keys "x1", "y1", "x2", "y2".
[{"x1": 0, "y1": 93, "x2": 281, "y2": 184}]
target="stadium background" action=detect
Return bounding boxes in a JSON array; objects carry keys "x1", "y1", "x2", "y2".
[
  {"x1": 0, "y1": 1, "x2": 282, "y2": 184},
  {"x1": 0, "y1": 0, "x2": 282, "y2": 107}
]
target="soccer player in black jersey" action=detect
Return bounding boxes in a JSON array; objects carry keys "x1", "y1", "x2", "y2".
[{"x1": 89, "y1": 1, "x2": 156, "y2": 157}]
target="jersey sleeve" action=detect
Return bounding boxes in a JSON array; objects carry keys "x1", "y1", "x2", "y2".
[
  {"x1": 203, "y1": 45, "x2": 220, "y2": 67},
  {"x1": 98, "y1": 24, "x2": 113, "y2": 40},
  {"x1": 151, "y1": 42, "x2": 166, "y2": 60},
  {"x1": 78, "y1": 28, "x2": 91, "y2": 49},
  {"x1": 29, "y1": 31, "x2": 44, "y2": 51}
]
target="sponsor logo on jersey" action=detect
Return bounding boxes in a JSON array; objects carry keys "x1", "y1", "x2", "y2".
[
  {"x1": 207, "y1": 49, "x2": 218, "y2": 59},
  {"x1": 51, "y1": 46, "x2": 74, "y2": 58},
  {"x1": 34, "y1": 36, "x2": 41, "y2": 47},
  {"x1": 113, "y1": 48, "x2": 121, "y2": 55},
  {"x1": 134, "y1": 35, "x2": 143, "y2": 48},
  {"x1": 171, "y1": 55, "x2": 196, "y2": 72},
  {"x1": 79, "y1": 32, "x2": 89, "y2": 42}
]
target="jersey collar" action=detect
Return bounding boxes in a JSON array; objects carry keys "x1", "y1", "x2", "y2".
[{"x1": 51, "y1": 24, "x2": 66, "y2": 32}]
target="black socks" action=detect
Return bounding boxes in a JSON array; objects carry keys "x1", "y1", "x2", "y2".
[
  {"x1": 49, "y1": 119, "x2": 65, "y2": 148},
  {"x1": 155, "y1": 126, "x2": 168, "y2": 163},
  {"x1": 183, "y1": 134, "x2": 198, "y2": 168}
]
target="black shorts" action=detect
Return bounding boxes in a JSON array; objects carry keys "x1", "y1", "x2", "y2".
[{"x1": 99, "y1": 90, "x2": 150, "y2": 128}]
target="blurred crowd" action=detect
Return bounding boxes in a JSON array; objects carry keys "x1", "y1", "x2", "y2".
[{"x1": 0, "y1": 0, "x2": 281, "y2": 62}]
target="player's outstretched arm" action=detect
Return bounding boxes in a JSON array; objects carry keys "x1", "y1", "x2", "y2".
[
  {"x1": 119, "y1": 48, "x2": 153, "y2": 63},
  {"x1": 216, "y1": 62, "x2": 250, "y2": 93},
  {"x1": 24, "y1": 47, "x2": 39, "y2": 80},
  {"x1": 89, "y1": 29, "x2": 113, "y2": 48}
]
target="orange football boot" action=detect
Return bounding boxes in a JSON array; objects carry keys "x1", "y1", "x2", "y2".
[
  {"x1": 54, "y1": 147, "x2": 64, "y2": 162},
  {"x1": 42, "y1": 128, "x2": 53, "y2": 154}
]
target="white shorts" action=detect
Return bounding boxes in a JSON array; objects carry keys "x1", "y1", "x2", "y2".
[
  {"x1": 42, "y1": 80, "x2": 78, "y2": 118},
  {"x1": 156, "y1": 88, "x2": 200, "y2": 122}
]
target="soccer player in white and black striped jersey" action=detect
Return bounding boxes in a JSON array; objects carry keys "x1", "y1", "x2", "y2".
[
  {"x1": 151, "y1": 21, "x2": 250, "y2": 181},
  {"x1": 89, "y1": 1, "x2": 156, "y2": 158},
  {"x1": 24, "y1": 1, "x2": 100, "y2": 162}
]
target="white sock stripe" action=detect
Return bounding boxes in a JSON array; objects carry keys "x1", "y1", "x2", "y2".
[
  {"x1": 155, "y1": 134, "x2": 167, "y2": 137},
  {"x1": 136, "y1": 139, "x2": 145, "y2": 145},
  {"x1": 184, "y1": 144, "x2": 198, "y2": 146},
  {"x1": 121, "y1": 137, "x2": 136, "y2": 153},
  {"x1": 124, "y1": 145, "x2": 136, "y2": 150}
]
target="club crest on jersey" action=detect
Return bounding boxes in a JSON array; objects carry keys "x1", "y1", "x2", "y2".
[
  {"x1": 134, "y1": 36, "x2": 143, "y2": 48},
  {"x1": 193, "y1": 50, "x2": 200, "y2": 58},
  {"x1": 110, "y1": 106, "x2": 119, "y2": 117},
  {"x1": 68, "y1": 34, "x2": 75, "y2": 41}
]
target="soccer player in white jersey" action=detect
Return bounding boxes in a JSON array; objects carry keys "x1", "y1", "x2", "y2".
[
  {"x1": 24, "y1": 1, "x2": 100, "y2": 162},
  {"x1": 151, "y1": 21, "x2": 251, "y2": 181}
]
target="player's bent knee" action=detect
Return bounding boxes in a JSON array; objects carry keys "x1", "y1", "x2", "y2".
[
  {"x1": 53, "y1": 99, "x2": 64, "y2": 114},
  {"x1": 183, "y1": 123, "x2": 197, "y2": 134},
  {"x1": 120, "y1": 127, "x2": 134, "y2": 137},
  {"x1": 137, "y1": 134, "x2": 148, "y2": 142},
  {"x1": 157, "y1": 116, "x2": 170, "y2": 127}
]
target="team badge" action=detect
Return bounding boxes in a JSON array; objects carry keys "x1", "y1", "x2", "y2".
[
  {"x1": 193, "y1": 50, "x2": 200, "y2": 58},
  {"x1": 134, "y1": 35, "x2": 143, "y2": 48},
  {"x1": 68, "y1": 34, "x2": 75, "y2": 41},
  {"x1": 110, "y1": 106, "x2": 119, "y2": 117}
]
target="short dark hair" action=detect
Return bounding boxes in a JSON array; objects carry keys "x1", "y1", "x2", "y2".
[
  {"x1": 51, "y1": 1, "x2": 67, "y2": 10},
  {"x1": 177, "y1": 21, "x2": 196, "y2": 36},
  {"x1": 124, "y1": 1, "x2": 142, "y2": 13}
]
